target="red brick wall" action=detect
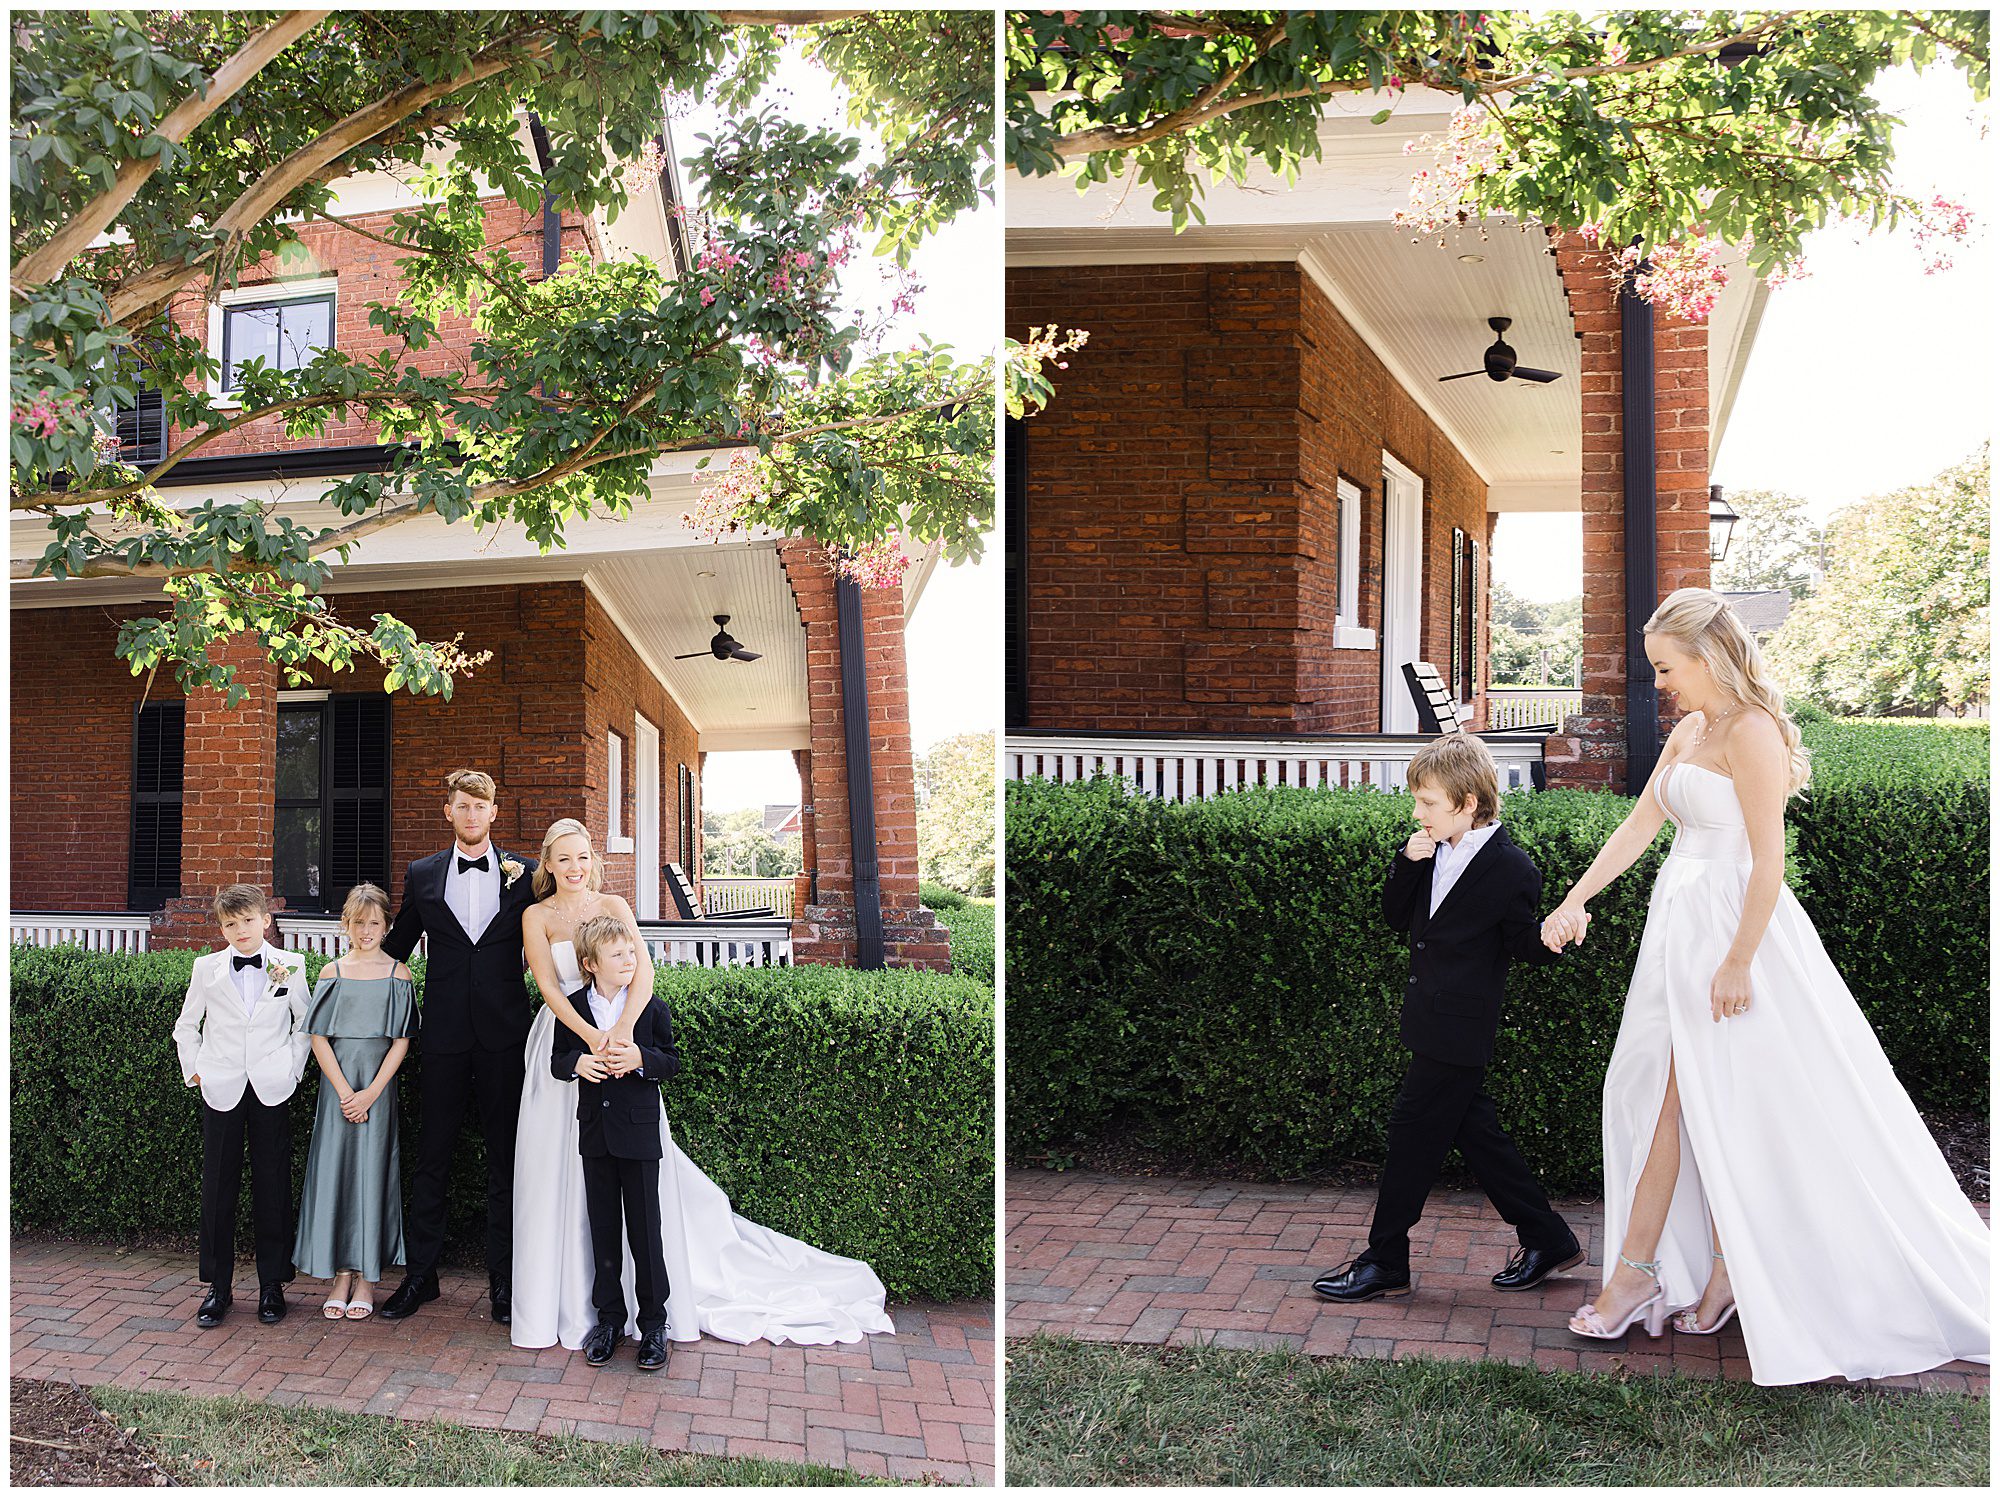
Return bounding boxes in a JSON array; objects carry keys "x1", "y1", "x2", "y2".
[
  {"x1": 1543, "y1": 234, "x2": 1711, "y2": 790},
  {"x1": 1009, "y1": 260, "x2": 1491, "y2": 734},
  {"x1": 11, "y1": 607, "x2": 158, "y2": 908},
  {"x1": 159, "y1": 198, "x2": 592, "y2": 459},
  {"x1": 11, "y1": 583, "x2": 698, "y2": 920}
]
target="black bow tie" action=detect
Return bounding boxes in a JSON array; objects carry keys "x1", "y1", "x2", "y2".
[
  {"x1": 457, "y1": 854, "x2": 491, "y2": 874},
  {"x1": 232, "y1": 953, "x2": 263, "y2": 971}
]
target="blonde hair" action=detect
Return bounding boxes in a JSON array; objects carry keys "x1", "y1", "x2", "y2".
[
  {"x1": 1407, "y1": 734, "x2": 1501, "y2": 826},
  {"x1": 532, "y1": 817, "x2": 603, "y2": 899},
  {"x1": 340, "y1": 882, "x2": 392, "y2": 928},
  {"x1": 1645, "y1": 587, "x2": 1811, "y2": 797},
  {"x1": 574, "y1": 913, "x2": 637, "y2": 973},
  {"x1": 212, "y1": 884, "x2": 269, "y2": 920},
  {"x1": 443, "y1": 768, "x2": 496, "y2": 803}
]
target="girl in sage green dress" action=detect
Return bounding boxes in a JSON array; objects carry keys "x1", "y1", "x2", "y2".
[{"x1": 293, "y1": 883, "x2": 418, "y2": 1319}]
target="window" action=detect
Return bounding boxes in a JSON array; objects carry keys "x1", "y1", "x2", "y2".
[
  {"x1": 129, "y1": 701, "x2": 185, "y2": 910},
  {"x1": 678, "y1": 764, "x2": 695, "y2": 871},
  {"x1": 1334, "y1": 477, "x2": 1373, "y2": 648},
  {"x1": 606, "y1": 729, "x2": 633, "y2": 852},
  {"x1": 218, "y1": 280, "x2": 332, "y2": 386},
  {"x1": 274, "y1": 694, "x2": 391, "y2": 912}
]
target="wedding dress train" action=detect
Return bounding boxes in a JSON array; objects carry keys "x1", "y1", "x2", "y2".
[
  {"x1": 511, "y1": 940, "x2": 894, "y2": 1349},
  {"x1": 1599, "y1": 761, "x2": 1988, "y2": 1385}
]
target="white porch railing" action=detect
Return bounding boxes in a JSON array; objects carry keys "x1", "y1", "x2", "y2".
[
  {"x1": 11, "y1": 912, "x2": 152, "y2": 953},
  {"x1": 701, "y1": 877, "x2": 796, "y2": 918},
  {"x1": 12, "y1": 913, "x2": 793, "y2": 969},
  {"x1": 1487, "y1": 687, "x2": 1581, "y2": 731},
  {"x1": 1005, "y1": 730, "x2": 1546, "y2": 798}
]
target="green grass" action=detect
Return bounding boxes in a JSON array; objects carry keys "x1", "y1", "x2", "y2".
[
  {"x1": 1005, "y1": 1335, "x2": 1989, "y2": 1487},
  {"x1": 928, "y1": 894, "x2": 995, "y2": 984},
  {"x1": 90, "y1": 1387, "x2": 875, "y2": 1487}
]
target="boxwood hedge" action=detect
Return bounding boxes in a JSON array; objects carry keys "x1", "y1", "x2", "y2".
[
  {"x1": 1007, "y1": 721, "x2": 1984, "y2": 1191},
  {"x1": 9, "y1": 949, "x2": 993, "y2": 1303}
]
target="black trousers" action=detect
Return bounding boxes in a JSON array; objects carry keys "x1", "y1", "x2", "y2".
[
  {"x1": 1358, "y1": 1052, "x2": 1574, "y2": 1274},
  {"x1": 198, "y1": 1091, "x2": 294, "y2": 1289},
  {"x1": 402, "y1": 1045, "x2": 523, "y2": 1284},
  {"x1": 582, "y1": 1152, "x2": 669, "y2": 1335}
]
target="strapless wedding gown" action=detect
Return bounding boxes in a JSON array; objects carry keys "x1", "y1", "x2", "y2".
[
  {"x1": 510, "y1": 940, "x2": 894, "y2": 1348},
  {"x1": 1600, "y1": 760, "x2": 1989, "y2": 1385}
]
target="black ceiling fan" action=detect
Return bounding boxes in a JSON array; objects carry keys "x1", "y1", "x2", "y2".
[
  {"x1": 674, "y1": 614, "x2": 762, "y2": 664},
  {"x1": 1438, "y1": 316, "x2": 1562, "y2": 385}
]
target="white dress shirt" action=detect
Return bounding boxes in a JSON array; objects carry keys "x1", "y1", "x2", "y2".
[
  {"x1": 587, "y1": 985, "x2": 644, "y2": 1077},
  {"x1": 230, "y1": 949, "x2": 265, "y2": 1017},
  {"x1": 1430, "y1": 820, "x2": 1502, "y2": 916},
  {"x1": 445, "y1": 841, "x2": 501, "y2": 941}
]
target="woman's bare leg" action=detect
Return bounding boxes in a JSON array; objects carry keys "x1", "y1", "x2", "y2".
[{"x1": 1573, "y1": 1058, "x2": 1681, "y2": 1328}]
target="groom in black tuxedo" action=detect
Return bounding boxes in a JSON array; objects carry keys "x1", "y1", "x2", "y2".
[
  {"x1": 1315, "y1": 735, "x2": 1585, "y2": 1304},
  {"x1": 380, "y1": 769, "x2": 539, "y2": 1323}
]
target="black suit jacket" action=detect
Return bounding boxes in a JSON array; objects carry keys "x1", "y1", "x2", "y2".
[
  {"x1": 549, "y1": 986, "x2": 679, "y2": 1160},
  {"x1": 1383, "y1": 823, "x2": 1562, "y2": 1069},
  {"x1": 383, "y1": 846, "x2": 540, "y2": 1054}
]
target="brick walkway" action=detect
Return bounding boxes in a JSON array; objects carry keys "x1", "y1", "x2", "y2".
[
  {"x1": 11, "y1": 1240, "x2": 995, "y2": 1484},
  {"x1": 1008, "y1": 1170, "x2": 1989, "y2": 1394}
]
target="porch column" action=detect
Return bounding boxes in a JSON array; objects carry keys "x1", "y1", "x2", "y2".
[
  {"x1": 778, "y1": 540, "x2": 950, "y2": 970},
  {"x1": 151, "y1": 634, "x2": 281, "y2": 949},
  {"x1": 1542, "y1": 234, "x2": 1712, "y2": 792}
]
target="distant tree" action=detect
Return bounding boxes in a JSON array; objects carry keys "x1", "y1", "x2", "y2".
[
  {"x1": 700, "y1": 805, "x2": 801, "y2": 880},
  {"x1": 1487, "y1": 583, "x2": 1580, "y2": 685},
  {"x1": 1768, "y1": 448, "x2": 1989, "y2": 716},
  {"x1": 916, "y1": 730, "x2": 994, "y2": 896},
  {"x1": 1713, "y1": 487, "x2": 1822, "y2": 598}
]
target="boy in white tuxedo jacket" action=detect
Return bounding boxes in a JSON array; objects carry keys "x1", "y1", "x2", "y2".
[{"x1": 172, "y1": 884, "x2": 311, "y2": 1327}]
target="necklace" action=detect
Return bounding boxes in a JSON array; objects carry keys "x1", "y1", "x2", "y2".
[
  {"x1": 544, "y1": 892, "x2": 605, "y2": 933},
  {"x1": 1689, "y1": 702, "x2": 1739, "y2": 750}
]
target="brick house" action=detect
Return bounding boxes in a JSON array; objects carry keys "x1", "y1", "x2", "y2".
[
  {"x1": 12, "y1": 126, "x2": 948, "y2": 970},
  {"x1": 1005, "y1": 90, "x2": 1766, "y2": 793}
]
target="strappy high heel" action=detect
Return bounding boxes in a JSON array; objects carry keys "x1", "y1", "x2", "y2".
[
  {"x1": 1671, "y1": 1251, "x2": 1737, "y2": 1335},
  {"x1": 1570, "y1": 1253, "x2": 1667, "y2": 1341}
]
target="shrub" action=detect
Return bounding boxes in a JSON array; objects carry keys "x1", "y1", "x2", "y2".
[
  {"x1": 9, "y1": 948, "x2": 993, "y2": 1302},
  {"x1": 927, "y1": 895, "x2": 995, "y2": 985},
  {"x1": 1006, "y1": 746, "x2": 1977, "y2": 1191}
]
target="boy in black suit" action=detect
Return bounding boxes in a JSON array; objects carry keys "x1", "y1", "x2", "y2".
[
  {"x1": 1315, "y1": 734, "x2": 1585, "y2": 1303},
  {"x1": 551, "y1": 913, "x2": 679, "y2": 1370}
]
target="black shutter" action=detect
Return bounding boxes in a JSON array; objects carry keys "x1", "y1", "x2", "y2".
[
  {"x1": 1004, "y1": 416, "x2": 1028, "y2": 729},
  {"x1": 1450, "y1": 528, "x2": 1466, "y2": 703},
  {"x1": 1467, "y1": 538, "x2": 1481, "y2": 703},
  {"x1": 324, "y1": 695, "x2": 392, "y2": 901},
  {"x1": 129, "y1": 701, "x2": 185, "y2": 909},
  {"x1": 116, "y1": 386, "x2": 166, "y2": 467},
  {"x1": 678, "y1": 763, "x2": 695, "y2": 871}
]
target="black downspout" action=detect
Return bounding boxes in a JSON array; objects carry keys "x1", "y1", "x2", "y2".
[
  {"x1": 1620, "y1": 255, "x2": 1661, "y2": 790},
  {"x1": 526, "y1": 115, "x2": 561, "y2": 276},
  {"x1": 836, "y1": 574, "x2": 886, "y2": 970}
]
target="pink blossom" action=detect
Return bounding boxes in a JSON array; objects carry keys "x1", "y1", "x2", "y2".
[{"x1": 699, "y1": 286, "x2": 716, "y2": 307}]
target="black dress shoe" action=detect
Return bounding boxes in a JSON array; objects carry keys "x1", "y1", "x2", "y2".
[
  {"x1": 636, "y1": 1326, "x2": 670, "y2": 1372},
  {"x1": 1312, "y1": 1259, "x2": 1413, "y2": 1303},
  {"x1": 1492, "y1": 1239, "x2": 1588, "y2": 1292},
  {"x1": 378, "y1": 1273, "x2": 441, "y2": 1321},
  {"x1": 489, "y1": 1280, "x2": 512, "y2": 1325},
  {"x1": 196, "y1": 1286, "x2": 231, "y2": 1328},
  {"x1": 582, "y1": 1324, "x2": 619, "y2": 1367},
  {"x1": 257, "y1": 1284, "x2": 287, "y2": 1324}
]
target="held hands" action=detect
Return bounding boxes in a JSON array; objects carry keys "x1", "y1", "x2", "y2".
[
  {"x1": 575, "y1": 1052, "x2": 612, "y2": 1083},
  {"x1": 1404, "y1": 830, "x2": 1437, "y2": 861},
  {"x1": 1541, "y1": 905, "x2": 1591, "y2": 951},
  {"x1": 1710, "y1": 958, "x2": 1754, "y2": 1022},
  {"x1": 601, "y1": 1038, "x2": 643, "y2": 1077},
  {"x1": 340, "y1": 1088, "x2": 373, "y2": 1124}
]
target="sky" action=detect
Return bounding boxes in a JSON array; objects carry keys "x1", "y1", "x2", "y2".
[
  {"x1": 1493, "y1": 65, "x2": 1994, "y2": 603},
  {"x1": 679, "y1": 42, "x2": 998, "y2": 812}
]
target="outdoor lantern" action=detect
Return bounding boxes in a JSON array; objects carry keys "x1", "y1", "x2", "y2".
[{"x1": 1708, "y1": 485, "x2": 1740, "y2": 562}]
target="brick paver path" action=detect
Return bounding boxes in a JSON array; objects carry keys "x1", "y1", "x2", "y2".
[
  {"x1": 11, "y1": 1240, "x2": 995, "y2": 1484},
  {"x1": 1008, "y1": 1170, "x2": 1989, "y2": 1395}
]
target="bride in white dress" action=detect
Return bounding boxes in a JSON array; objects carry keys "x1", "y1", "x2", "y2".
[
  {"x1": 511, "y1": 818, "x2": 893, "y2": 1350},
  {"x1": 1540, "y1": 589, "x2": 1987, "y2": 1386}
]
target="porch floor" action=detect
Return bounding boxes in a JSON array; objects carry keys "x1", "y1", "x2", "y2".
[
  {"x1": 1006, "y1": 1169, "x2": 1988, "y2": 1394},
  {"x1": 11, "y1": 1239, "x2": 994, "y2": 1484}
]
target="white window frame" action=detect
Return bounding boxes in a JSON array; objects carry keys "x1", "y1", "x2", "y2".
[
  {"x1": 606, "y1": 727, "x2": 634, "y2": 853},
  {"x1": 206, "y1": 274, "x2": 338, "y2": 409},
  {"x1": 1334, "y1": 475, "x2": 1375, "y2": 649}
]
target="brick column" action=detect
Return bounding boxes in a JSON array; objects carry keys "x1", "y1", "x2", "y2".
[
  {"x1": 778, "y1": 540, "x2": 950, "y2": 970},
  {"x1": 151, "y1": 635, "x2": 282, "y2": 949},
  {"x1": 1542, "y1": 234, "x2": 1712, "y2": 792}
]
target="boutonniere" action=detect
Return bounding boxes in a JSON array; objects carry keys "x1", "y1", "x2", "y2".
[
  {"x1": 500, "y1": 857, "x2": 525, "y2": 890},
  {"x1": 264, "y1": 956, "x2": 299, "y2": 998}
]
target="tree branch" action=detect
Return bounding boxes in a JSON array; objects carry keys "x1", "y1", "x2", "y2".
[{"x1": 13, "y1": 11, "x2": 332, "y2": 291}]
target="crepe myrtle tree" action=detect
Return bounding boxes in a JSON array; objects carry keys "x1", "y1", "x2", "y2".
[
  {"x1": 10, "y1": 9, "x2": 994, "y2": 701},
  {"x1": 1007, "y1": 9, "x2": 1988, "y2": 318}
]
